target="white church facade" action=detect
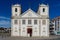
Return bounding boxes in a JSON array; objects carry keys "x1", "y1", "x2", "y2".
[{"x1": 11, "y1": 4, "x2": 50, "y2": 37}]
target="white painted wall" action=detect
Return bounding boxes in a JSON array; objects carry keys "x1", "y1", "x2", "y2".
[
  {"x1": 39, "y1": 4, "x2": 49, "y2": 16},
  {"x1": 40, "y1": 19, "x2": 49, "y2": 37},
  {"x1": 20, "y1": 19, "x2": 40, "y2": 37},
  {"x1": 11, "y1": 4, "x2": 49, "y2": 37},
  {"x1": 12, "y1": 5, "x2": 21, "y2": 16},
  {"x1": 11, "y1": 19, "x2": 20, "y2": 36}
]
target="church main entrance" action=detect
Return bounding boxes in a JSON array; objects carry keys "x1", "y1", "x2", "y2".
[{"x1": 27, "y1": 28, "x2": 32, "y2": 37}]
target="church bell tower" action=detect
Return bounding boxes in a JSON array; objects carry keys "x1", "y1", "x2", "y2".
[
  {"x1": 11, "y1": 4, "x2": 21, "y2": 36},
  {"x1": 38, "y1": 4, "x2": 49, "y2": 18},
  {"x1": 38, "y1": 4, "x2": 49, "y2": 37},
  {"x1": 12, "y1": 4, "x2": 21, "y2": 16}
]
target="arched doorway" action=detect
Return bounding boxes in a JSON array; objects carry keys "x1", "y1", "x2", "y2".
[{"x1": 27, "y1": 28, "x2": 32, "y2": 37}]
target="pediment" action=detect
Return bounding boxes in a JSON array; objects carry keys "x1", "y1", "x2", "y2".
[{"x1": 21, "y1": 8, "x2": 39, "y2": 17}]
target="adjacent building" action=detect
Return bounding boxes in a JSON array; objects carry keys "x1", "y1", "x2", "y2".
[
  {"x1": 52, "y1": 16, "x2": 60, "y2": 35},
  {"x1": 11, "y1": 4, "x2": 50, "y2": 37},
  {"x1": 49, "y1": 21, "x2": 54, "y2": 35}
]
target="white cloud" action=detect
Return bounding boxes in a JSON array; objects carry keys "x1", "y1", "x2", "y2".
[
  {"x1": 0, "y1": 16, "x2": 11, "y2": 28},
  {"x1": 0, "y1": 16, "x2": 10, "y2": 20}
]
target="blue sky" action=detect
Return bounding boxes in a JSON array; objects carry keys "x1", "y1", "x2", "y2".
[{"x1": 0, "y1": 0, "x2": 60, "y2": 28}]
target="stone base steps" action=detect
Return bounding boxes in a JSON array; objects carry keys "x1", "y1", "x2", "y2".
[{"x1": 1, "y1": 35, "x2": 60, "y2": 40}]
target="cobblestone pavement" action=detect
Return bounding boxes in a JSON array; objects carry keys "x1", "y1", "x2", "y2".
[{"x1": 0, "y1": 35, "x2": 60, "y2": 40}]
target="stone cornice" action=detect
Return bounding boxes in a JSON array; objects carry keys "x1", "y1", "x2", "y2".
[{"x1": 11, "y1": 16, "x2": 49, "y2": 19}]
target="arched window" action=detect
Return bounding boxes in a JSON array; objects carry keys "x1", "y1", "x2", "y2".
[
  {"x1": 15, "y1": 8, "x2": 17, "y2": 12},
  {"x1": 43, "y1": 8, "x2": 45, "y2": 12}
]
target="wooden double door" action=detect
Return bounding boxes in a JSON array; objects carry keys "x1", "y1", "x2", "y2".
[{"x1": 27, "y1": 28, "x2": 32, "y2": 37}]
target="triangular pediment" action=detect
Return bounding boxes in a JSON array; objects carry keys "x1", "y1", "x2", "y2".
[{"x1": 21, "y1": 8, "x2": 39, "y2": 17}]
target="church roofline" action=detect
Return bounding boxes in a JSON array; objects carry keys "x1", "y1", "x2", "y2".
[
  {"x1": 39, "y1": 3, "x2": 49, "y2": 7},
  {"x1": 21, "y1": 8, "x2": 39, "y2": 16},
  {"x1": 12, "y1": 4, "x2": 21, "y2": 7}
]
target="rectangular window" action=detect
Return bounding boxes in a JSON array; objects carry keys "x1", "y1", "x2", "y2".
[
  {"x1": 42, "y1": 20, "x2": 46, "y2": 25},
  {"x1": 15, "y1": 27, "x2": 17, "y2": 32},
  {"x1": 22, "y1": 20, "x2": 25, "y2": 24},
  {"x1": 14, "y1": 20, "x2": 18, "y2": 24},
  {"x1": 15, "y1": 8, "x2": 17, "y2": 12},
  {"x1": 15, "y1": 14, "x2": 17, "y2": 16},
  {"x1": 55, "y1": 21, "x2": 56, "y2": 30},
  {"x1": 28, "y1": 20, "x2": 31, "y2": 24},
  {"x1": 58, "y1": 19, "x2": 59, "y2": 31},
  {"x1": 34, "y1": 20, "x2": 37, "y2": 24}
]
